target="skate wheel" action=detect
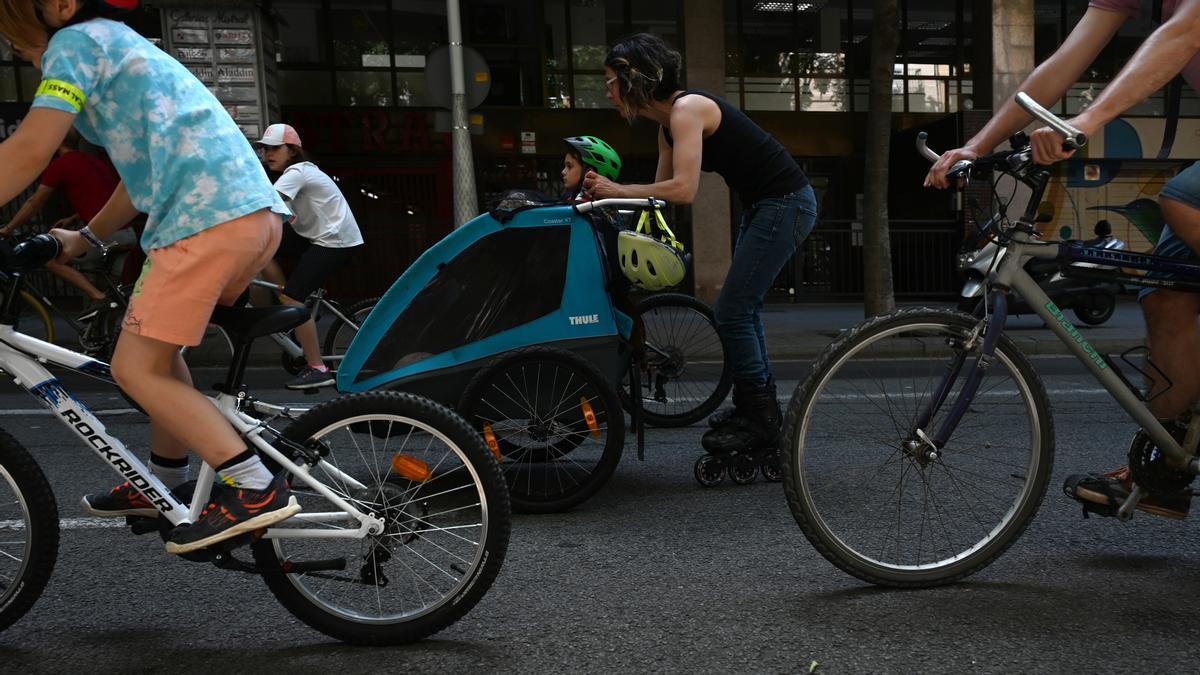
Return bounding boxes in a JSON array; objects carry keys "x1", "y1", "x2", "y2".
[
  {"x1": 694, "y1": 455, "x2": 725, "y2": 487},
  {"x1": 761, "y1": 452, "x2": 783, "y2": 482},
  {"x1": 730, "y1": 455, "x2": 758, "y2": 485}
]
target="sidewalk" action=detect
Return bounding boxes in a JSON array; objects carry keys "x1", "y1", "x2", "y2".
[
  {"x1": 40, "y1": 294, "x2": 1148, "y2": 367},
  {"x1": 761, "y1": 295, "x2": 1147, "y2": 360}
]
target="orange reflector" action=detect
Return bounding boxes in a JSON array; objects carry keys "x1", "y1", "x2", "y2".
[
  {"x1": 580, "y1": 397, "x2": 600, "y2": 439},
  {"x1": 391, "y1": 453, "x2": 432, "y2": 482},
  {"x1": 482, "y1": 423, "x2": 501, "y2": 459}
]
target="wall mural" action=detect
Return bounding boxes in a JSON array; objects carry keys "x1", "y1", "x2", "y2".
[{"x1": 1037, "y1": 117, "x2": 1200, "y2": 251}]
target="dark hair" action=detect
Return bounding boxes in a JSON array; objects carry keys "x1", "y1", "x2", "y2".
[
  {"x1": 282, "y1": 143, "x2": 310, "y2": 168},
  {"x1": 604, "y1": 33, "x2": 683, "y2": 122},
  {"x1": 1094, "y1": 219, "x2": 1112, "y2": 237}
]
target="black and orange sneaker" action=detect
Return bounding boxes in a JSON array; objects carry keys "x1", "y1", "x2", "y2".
[
  {"x1": 164, "y1": 473, "x2": 300, "y2": 555},
  {"x1": 81, "y1": 481, "x2": 158, "y2": 518}
]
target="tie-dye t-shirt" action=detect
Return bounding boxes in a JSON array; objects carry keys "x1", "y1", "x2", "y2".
[
  {"x1": 1089, "y1": 1, "x2": 1200, "y2": 92},
  {"x1": 32, "y1": 19, "x2": 287, "y2": 250}
]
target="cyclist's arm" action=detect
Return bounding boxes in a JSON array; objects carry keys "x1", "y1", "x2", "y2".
[
  {"x1": 1065, "y1": 0, "x2": 1200, "y2": 140},
  {"x1": 2, "y1": 185, "x2": 56, "y2": 235},
  {"x1": 86, "y1": 181, "x2": 139, "y2": 239},
  {"x1": 925, "y1": 6, "x2": 1125, "y2": 187},
  {"x1": 0, "y1": 108, "x2": 74, "y2": 208},
  {"x1": 654, "y1": 128, "x2": 673, "y2": 183},
  {"x1": 584, "y1": 104, "x2": 704, "y2": 204}
]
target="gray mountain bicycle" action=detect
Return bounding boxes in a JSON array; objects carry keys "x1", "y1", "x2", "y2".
[{"x1": 782, "y1": 93, "x2": 1200, "y2": 588}]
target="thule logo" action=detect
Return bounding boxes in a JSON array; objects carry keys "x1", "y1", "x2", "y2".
[{"x1": 569, "y1": 314, "x2": 600, "y2": 326}]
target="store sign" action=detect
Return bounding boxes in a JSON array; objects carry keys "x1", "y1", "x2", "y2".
[
  {"x1": 162, "y1": 9, "x2": 265, "y2": 141},
  {"x1": 283, "y1": 109, "x2": 443, "y2": 154}
]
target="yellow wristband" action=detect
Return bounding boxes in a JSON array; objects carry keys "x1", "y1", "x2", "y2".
[{"x1": 35, "y1": 79, "x2": 86, "y2": 112}]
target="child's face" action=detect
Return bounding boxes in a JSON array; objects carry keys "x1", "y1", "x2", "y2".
[
  {"x1": 562, "y1": 153, "x2": 582, "y2": 191},
  {"x1": 263, "y1": 144, "x2": 291, "y2": 172}
]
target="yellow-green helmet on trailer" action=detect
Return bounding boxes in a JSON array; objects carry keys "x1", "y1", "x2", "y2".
[{"x1": 618, "y1": 205, "x2": 687, "y2": 291}]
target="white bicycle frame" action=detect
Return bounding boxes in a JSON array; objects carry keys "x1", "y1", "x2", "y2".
[
  {"x1": 248, "y1": 278, "x2": 361, "y2": 365},
  {"x1": 0, "y1": 323, "x2": 383, "y2": 539}
]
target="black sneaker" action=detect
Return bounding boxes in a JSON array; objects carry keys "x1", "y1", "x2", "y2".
[
  {"x1": 164, "y1": 473, "x2": 300, "y2": 555},
  {"x1": 81, "y1": 481, "x2": 159, "y2": 518},
  {"x1": 77, "y1": 297, "x2": 118, "y2": 323},
  {"x1": 1063, "y1": 465, "x2": 1192, "y2": 520},
  {"x1": 285, "y1": 366, "x2": 335, "y2": 390}
]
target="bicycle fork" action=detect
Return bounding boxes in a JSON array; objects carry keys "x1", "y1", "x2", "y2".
[{"x1": 910, "y1": 292, "x2": 1010, "y2": 462}]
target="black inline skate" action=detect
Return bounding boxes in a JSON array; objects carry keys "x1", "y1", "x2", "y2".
[{"x1": 694, "y1": 379, "x2": 783, "y2": 486}]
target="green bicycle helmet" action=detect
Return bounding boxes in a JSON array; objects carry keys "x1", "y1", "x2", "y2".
[{"x1": 564, "y1": 136, "x2": 622, "y2": 181}]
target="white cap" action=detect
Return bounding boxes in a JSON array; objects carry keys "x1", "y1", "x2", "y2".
[{"x1": 257, "y1": 123, "x2": 302, "y2": 147}]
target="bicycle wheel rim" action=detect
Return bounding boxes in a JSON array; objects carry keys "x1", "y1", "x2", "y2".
[
  {"x1": 793, "y1": 319, "x2": 1047, "y2": 578},
  {"x1": 474, "y1": 358, "x2": 619, "y2": 507},
  {"x1": 0, "y1": 463, "x2": 34, "y2": 611},
  {"x1": 634, "y1": 299, "x2": 728, "y2": 424},
  {"x1": 269, "y1": 413, "x2": 493, "y2": 625}
]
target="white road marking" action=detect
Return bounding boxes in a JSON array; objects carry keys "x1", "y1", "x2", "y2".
[{"x1": 0, "y1": 517, "x2": 126, "y2": 530}]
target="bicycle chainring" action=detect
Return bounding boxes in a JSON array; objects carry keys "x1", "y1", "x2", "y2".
[{"x1": 1128, "y1": 428, "x2": 1195, "y2": 495}]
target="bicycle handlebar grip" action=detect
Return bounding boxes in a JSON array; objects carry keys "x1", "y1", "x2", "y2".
[
  {"x1": 1015, "y1": 92, "x2": 1088, "y2": 149},
  {"x1": 916, "y1": 132, "x2": 941, "y2": 163},
  {"x1": 10, "y1": 234, "x2": 61, "y2": 271}
]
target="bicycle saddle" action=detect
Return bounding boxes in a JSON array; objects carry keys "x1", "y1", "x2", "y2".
[{"x1": 209, "y1": 305, "x2": 308, "y2": 342}]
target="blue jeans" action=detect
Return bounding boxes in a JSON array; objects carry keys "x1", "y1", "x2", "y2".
[{"x1": 714, "y1": 185, "x2": 817, "y2": 386}]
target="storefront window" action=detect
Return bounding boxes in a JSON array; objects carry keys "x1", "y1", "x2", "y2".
[
  {"x1": 332, "y1": 2, "x2": 390, "y2": 69},
  {"x1": 276, "y1": 0, "x2": 327, "y2": 64},
  {"x1": 336, "y1": 70, "x2": 394, "y2": 106},
  {"x1": 395, "y1": 72, "x2": 430, "y2": 107},
  {"x1": 279, "y1": 70, "x2": 333, "y2": 105},
  {"x1": 392, "y1": 0, "x2": 444, "y2": 58}
]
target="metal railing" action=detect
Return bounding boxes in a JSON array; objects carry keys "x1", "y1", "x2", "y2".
[{"x1": 774, "y1": 219, "x2": 962, "y2": 300}]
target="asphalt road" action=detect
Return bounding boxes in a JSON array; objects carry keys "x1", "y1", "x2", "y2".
[{"x1": 0, "y1": 360, "x2": 1196, "y2": 673}]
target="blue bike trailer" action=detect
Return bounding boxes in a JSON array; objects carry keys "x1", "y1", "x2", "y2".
[{"x1": 336, "y1": 198, "x2": 635, "y2": 406}]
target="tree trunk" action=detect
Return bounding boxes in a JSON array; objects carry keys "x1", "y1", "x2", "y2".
[{"x1": 862, "y1": 0, "x2": 899, "y2": 317}]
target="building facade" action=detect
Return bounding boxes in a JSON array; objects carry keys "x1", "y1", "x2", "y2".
[{"x1": 0, "y1": 0, "x2": 1192, "y2": 301}]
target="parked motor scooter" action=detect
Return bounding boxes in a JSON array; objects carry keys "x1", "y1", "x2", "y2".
[{"x1": 958, "y1": 219, "x2": 1127, "y2": 325}]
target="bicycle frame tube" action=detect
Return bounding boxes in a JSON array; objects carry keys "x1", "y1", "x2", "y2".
[
  {"x1": 0, "y1": 323, "x2": 381, "y2": 536},
  {"x1": 0, "y1": 326, "x2": 190, "y2": 524},
  {"x1": 985, "y1": 233, "x2": 1195, "y2": 472},
  {"x1": 214, "y1": 394, "x2": 382, "y2": 540}
]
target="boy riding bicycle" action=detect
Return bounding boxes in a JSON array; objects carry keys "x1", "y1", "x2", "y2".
[
  {"x1": 0, "y1": 0, "x2": 298, "y2": 554},
  {"x1": 926, "y1": 0, "x2": 1200, "y2": 519}
]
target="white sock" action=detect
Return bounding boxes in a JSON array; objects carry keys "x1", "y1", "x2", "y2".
[
  {"x1": 149, "y1": 457, "x2": 189, "y2": 490},
  {"x1": 216, "y1": 452, "x2": 274, "y2": 491}
]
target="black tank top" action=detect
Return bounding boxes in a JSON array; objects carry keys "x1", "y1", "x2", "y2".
[{"x1": 662, "y1": 90, "x2": 808, "y2": 206}]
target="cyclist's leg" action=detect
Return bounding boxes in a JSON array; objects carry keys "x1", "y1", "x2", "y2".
[
  {"x1": 1065, "y1": 179, "x2": 1200, "y2": 517},
  {"x1": 1143, "y1": 193, "x2": 1200, "y2": 420},
  {"x1": 281, "y1": 243, "x2": 355, "y2": 378},
  {"x1": 112, "y1": 210, "x2": 282, "y2": 470},
  {"x1": 44, "y1": 260, "x2": 105, "y2": 300}
]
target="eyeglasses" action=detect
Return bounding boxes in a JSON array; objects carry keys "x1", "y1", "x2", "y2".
[{"x1": 605, "y1": 75, "x2": 619, "y2": 90}]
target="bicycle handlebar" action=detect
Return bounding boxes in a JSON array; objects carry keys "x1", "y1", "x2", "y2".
[
  {"x1": 1014, "y1": 92, "x2": 1087, "y2": 150},
  {"x1": 916, "y1": 132, "x2": 940, "y2": 163},
  {"x1": 575, "y1": 198, "x2": 667, "y2": 214}
]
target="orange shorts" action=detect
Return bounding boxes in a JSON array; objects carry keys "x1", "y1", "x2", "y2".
[{"x1": 122, "y1": 210, "x2": 282, "y2": 346}]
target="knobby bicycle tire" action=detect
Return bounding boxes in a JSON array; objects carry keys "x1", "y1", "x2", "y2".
[{"x1": 781, "y1": 308, "x2": 1054, "y2": 588}]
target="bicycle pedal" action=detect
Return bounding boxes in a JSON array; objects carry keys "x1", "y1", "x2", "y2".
[{"x1": 126, "y1": 515, "x2": 169, "y2": 535}]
